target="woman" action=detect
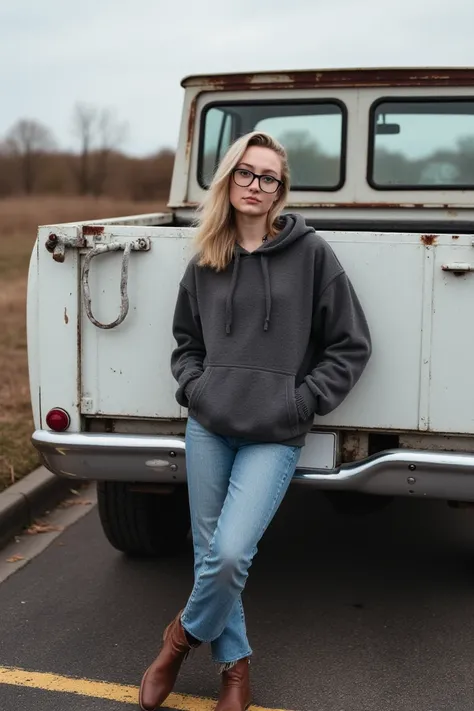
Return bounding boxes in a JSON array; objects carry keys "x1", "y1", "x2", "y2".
[{"x1": 139, "y1": 132, "x2": 372, "y2": 710}]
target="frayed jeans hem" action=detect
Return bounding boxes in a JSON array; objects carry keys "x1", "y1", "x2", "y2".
[{"x1": 212, "y1": 650, "x2": 253, "y2": 667}]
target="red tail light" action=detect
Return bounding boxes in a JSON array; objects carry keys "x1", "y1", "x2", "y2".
[{"x1": 46, "y1": 408, "x2": 71, "y2": 432}]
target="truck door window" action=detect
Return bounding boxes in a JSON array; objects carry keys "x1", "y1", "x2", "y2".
[
  {"x1": 201, "y1": 108, "x2": 233, "y2": 185},
  {"x1": 199, "y1": 101, "x2": 346, "y2": 191},
  {"x1": 369, "y1": 99, "x2": 474, "y2": 189}
]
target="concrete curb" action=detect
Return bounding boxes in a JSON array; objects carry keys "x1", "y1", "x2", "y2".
[{"x1": 0, "y1": 467, "x2": 75, "y2": 549}]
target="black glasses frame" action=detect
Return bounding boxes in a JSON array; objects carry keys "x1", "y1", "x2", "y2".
[{"x1": 231, "y1": 168, "x2": 284, "y2": 194}]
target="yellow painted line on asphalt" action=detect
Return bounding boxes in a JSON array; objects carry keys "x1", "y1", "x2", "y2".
[{"x1": 0, "y1": 665, "x2": 294, "y2": 710}]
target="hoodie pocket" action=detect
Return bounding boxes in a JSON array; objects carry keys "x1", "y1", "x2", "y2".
[
  {"x1": 190, "y1": 364, "x2": 299, "y2": 441},
  {"x1": 188, "y1": 367, "x2": 212, "y2": 412}
]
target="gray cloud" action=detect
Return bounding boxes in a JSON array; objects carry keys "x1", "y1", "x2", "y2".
[{"x1": 0, "y1": 0, "x2": 473, "y2": 154}]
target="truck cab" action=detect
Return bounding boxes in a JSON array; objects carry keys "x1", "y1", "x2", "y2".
[{"x1": 28, "y1": 68, "x2": 474, "y2": 555}]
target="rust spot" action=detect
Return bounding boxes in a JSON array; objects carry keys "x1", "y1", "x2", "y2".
[
  {"x1": 452, "y1": 235, "x2": 460, "y2": 240},
  {"x1": 341, "y1": 433, "x2": 369, "y2": 463},
  {"x1": 83, "y1": 225, "x2": 104, "y2": 236},
  {"x1": 421, "y1": 234, "x2": 438, "y2": 246},
  {"x1": 64, "y1": 308, "x2": 69, "y2": 325},
  {"x1": 342, "y1": 442, "x2": 359, "y2": 463},
  {"x1": 185, "y1": 97, "x2": 197, "y2": 161},
  {"x1": 182, "y1": 68, "x2": 474, "y2": 91}
]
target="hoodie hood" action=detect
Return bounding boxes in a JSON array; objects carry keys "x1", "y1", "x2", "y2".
[{"x1": 225, "y1": 213, "x2": 314, "y2": 335}]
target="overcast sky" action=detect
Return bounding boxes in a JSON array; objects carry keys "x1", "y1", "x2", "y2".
[{"x1": 0, "y1": 0, "x2": 472, "y2": 156}]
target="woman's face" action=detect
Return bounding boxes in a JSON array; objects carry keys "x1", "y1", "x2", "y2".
[{"x1": 229, "y1": 145, "x2": 282, "y2": 218}]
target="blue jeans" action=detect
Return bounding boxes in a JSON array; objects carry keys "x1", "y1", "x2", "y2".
[{"x1": 181, "y1": 416, "x2": 302, "y2": 666}]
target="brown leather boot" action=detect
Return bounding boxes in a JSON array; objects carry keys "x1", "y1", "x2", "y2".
[
  {"x1": 215, "y1": 657, "x2": 251, "y2": 711},
  {"x1": 139, "y1": 610, "x2": 197, "y2": 710}
]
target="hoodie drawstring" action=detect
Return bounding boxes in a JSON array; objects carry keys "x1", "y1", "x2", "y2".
[
  {"x1": 225, "y1": 248, "x2": 241, "y2": 334},
  {"x1": 222, "y1": 215, "x2": 311, "y2": 335},
  {"x1": 225, "y1": 249, "x2": 272, "y2": 335},
  {"x1": 260, "y1": 255, "x2": 271, "y2": 332}
]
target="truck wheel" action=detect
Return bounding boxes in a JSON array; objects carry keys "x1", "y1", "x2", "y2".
[{"x1": 97, "y1": 482, "x2": 191, "y2": 557}]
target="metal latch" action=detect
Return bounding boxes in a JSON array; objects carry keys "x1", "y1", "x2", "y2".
[
  {"x1": 45, "y1": 232, "x2": 86, "y2": 262},
  {"x1": 45, "y1": 232, "x2": 151, "y2": 329},
  {"x1": 441, "y1": 263, "x2": 474, "y2": 275},
  {"x1": 82, "y1": 239, "x2": 151, "y2": 329}
]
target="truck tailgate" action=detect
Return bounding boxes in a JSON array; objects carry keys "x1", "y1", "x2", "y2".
[{"x1": 34, "y1": 226, "x2": 474, "y2": 435}]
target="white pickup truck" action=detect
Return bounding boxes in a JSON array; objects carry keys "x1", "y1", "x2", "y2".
[{"x1": 28, "y1": 67, "x2": 474, "y2": 555}]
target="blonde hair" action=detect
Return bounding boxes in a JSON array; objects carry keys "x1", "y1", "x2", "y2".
[{"x1": 193, "y1": 131, "x2": 290, "y2": 272}]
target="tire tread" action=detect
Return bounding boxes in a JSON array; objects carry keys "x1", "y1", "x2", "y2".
[{"x1": 97, "y1": 482, "x2": 190, "y2": 556}]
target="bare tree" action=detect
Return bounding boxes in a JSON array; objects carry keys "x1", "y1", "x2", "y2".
[
  {"x1": 72, "y1": 103, "x2": 128, "y2": 195},
  {"x1": 92, "y1": 108, "x2": 128, "y2": 196},
  {"x1": 5, "y1": 119, "x2": 56, "y2": 194},
  {"x1": 72, "y1": 103, "x2": 98, "y2": 195}
]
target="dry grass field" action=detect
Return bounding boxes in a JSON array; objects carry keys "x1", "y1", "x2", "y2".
[{"x1": 0, "y1": 196, "x2": 164, "y2": 492}]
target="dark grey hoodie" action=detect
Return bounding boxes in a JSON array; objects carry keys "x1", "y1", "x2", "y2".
[{"x1": 170, "y1": 213, "x2": 371, "y2": 446}]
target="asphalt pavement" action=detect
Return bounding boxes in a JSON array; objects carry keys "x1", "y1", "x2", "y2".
[{"x1": 1, "y1": 486, "x2": 474, "y2": 710}]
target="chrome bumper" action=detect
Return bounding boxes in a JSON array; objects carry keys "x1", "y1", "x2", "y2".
[{"x1": 32, "y1": 430, "x2": 474, "y2": 501}]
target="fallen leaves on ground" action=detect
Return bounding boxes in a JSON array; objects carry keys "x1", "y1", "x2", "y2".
[
  {"x1": 58, "y1": 498, "x2": 93, "y2": 508},
  {"x1": 26, "y1": 522, "x2": 64, "y2": 535},
  {"x1": 6, "y1": 555, "x2": 24, "y2": 563}
]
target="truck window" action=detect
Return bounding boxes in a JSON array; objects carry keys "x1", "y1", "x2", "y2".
[
  {"x1": 202, "y1": 108, "x2": 233, "y2": 177},
  {"x1": 369, "y1": 98, "x2": 474, "y2": 189},
  {"x1": 199, "y1": 101, "x2": 346, "y2": 191}
]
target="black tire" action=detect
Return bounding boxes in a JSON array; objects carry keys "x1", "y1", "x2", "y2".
[{"x1": 97, "y1": 482, "x2": 191, "y2": 557}]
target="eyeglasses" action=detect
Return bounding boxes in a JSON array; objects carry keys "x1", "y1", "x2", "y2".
[{"x1": 231, "y1": 168, "x2": 283, "y2": 194}]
